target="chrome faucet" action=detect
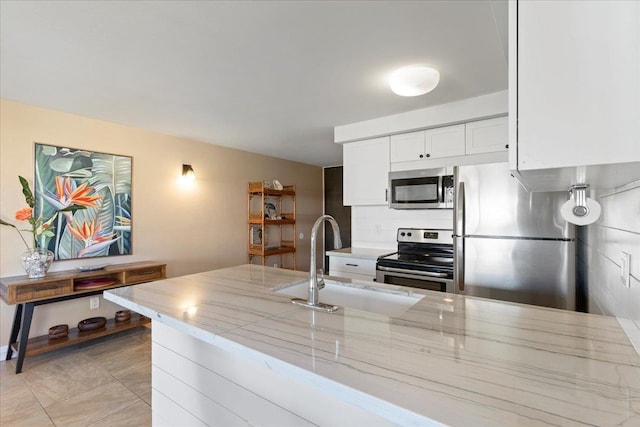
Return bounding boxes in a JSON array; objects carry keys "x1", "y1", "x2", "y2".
[{"x1": 291, "y1": 214, "x2": 342, "y2": 312}]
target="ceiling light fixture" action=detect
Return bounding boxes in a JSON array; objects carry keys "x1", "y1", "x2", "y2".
[{"x1": 389, "y1": 65, "x2": 440, "y2": 97}]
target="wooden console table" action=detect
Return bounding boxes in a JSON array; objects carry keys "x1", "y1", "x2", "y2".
[{"x1": 0, "y1": 261, "x2": 166, "y2": 373}]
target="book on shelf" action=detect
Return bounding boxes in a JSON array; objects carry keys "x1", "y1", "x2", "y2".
[{"x1": 250, "y1": 226, "x2": 262, "y2": 245}]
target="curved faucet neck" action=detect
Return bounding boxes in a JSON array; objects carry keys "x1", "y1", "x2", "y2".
[{"x1": 309, "y1": 215, "x2": 342, "y2": 305}]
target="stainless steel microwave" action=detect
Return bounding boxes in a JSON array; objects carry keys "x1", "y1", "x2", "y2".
[{"x1": 388, "y1": 167, "x2": 454, "y2": 209}]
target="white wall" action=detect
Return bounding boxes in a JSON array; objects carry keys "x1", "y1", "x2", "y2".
[
  {"x1": 578, "y1": 180, "x2": 640, "y2": 349},
  {"x1": 351, "y1": 206, "x2": 453, "y2": 249}
]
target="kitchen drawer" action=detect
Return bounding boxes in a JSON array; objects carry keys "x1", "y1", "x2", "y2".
[{"x1": 329, "y1": 257, "x2": 376, "y2": 281}]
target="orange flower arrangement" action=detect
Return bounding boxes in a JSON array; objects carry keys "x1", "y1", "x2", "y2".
[{"x1": 1, "y1": 176, "x2": 58, "y2": 250}]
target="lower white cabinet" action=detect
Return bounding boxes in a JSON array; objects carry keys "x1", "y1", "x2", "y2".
[
  {"x1": 343, "y1": 137, "x2": 389, "y2": 206},
  {"x1": 329, "y1": 256, "x2": 376, "y2": 281}
]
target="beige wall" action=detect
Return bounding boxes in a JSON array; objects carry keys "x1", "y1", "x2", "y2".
[{"x1": 0, "y1": 99, "x2": 322, "y2": 347}]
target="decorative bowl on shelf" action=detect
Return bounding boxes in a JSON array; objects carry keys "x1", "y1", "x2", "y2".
[
  {"x1": 74, "y1": 277, "x2": 116, "y2": 290},
  {"x1": 76, "y1": 264, "x2": 108, "y2": 272},
  {"x1": 78, "y1": 317, "x2": 107, "y2": 331},
  {"x1": 48, "y1": 324, "x2": 69, "y2": 339},
  {"x1": 115, "y1": 310, "x2": 131, "y2": 322}
]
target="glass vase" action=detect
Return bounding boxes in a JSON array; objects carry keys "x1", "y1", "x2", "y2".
[{"x1": 20, "y1": 248, "x2": 54, "y2": 279}]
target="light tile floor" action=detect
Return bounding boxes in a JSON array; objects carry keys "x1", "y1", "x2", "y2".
[{"x1": 0, "y1": 326, "x2": 152, "y2": 427}]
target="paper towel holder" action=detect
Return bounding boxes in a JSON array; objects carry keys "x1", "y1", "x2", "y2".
[{"x1": 568, "y1": 184, "x2": 590, "y2": 217}]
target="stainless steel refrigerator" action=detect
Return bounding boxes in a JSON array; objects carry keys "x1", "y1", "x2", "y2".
[{"x1": 453, "y1": 162, "x2": 575, "y2": 310}]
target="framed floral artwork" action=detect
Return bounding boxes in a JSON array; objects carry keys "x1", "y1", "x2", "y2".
[{"x1": 34, "y1": 143, "x2": 132, "y2": 260}]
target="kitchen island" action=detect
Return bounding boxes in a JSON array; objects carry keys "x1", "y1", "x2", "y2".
[{"x1": 104, "y1": 265, "x2": 640, "y2": 426}]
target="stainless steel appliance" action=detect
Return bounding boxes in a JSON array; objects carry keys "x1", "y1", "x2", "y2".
[
  {"x1": 453, "y1": 162, "x2": 576, "y2": 310},
  {"x1": 388, "y1": 167, "x2": 455, "y2": 209},
  {"x1": 376, "y1": 228, "x2": 454, "y2": 293}
]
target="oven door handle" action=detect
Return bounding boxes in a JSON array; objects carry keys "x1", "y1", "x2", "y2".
[{"x1": 377, "y1": 266, "x2": 449, "y2": 278}]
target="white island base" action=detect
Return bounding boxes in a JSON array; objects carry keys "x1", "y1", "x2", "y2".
[
  {"x1": 105, "y1": 265, "x2": 640, "y2": 427},
  {"x1": 152, "y1": 320, "x2": 408, "y2": 426}
]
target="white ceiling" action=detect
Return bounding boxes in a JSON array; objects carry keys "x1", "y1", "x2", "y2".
[{"x1": 0, "y1": 1, "x2": 508, "y2": 167}]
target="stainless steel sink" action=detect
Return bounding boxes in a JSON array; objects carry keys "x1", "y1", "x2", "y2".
[{"x1": 273, "y1": 278, "x2": 424, "y2": 317}]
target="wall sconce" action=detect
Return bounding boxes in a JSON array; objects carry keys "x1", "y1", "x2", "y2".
[{"x1": 182, "y1": 164, "x2": 195, "y2": 181}]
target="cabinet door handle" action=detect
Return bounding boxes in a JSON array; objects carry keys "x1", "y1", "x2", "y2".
[
  {"x1": 505, "y1": 144, "x2": 509, "y2": 149},
  {"x1": 385, "y1": 188, "x2": 388, "y2": 201},
  {"x1": 419, "y1": 154, "x2": 424, "y2": 159},
  {"x1": 346, "y1": 263, "x2": 359, "y2": 267},
  {"x1": 426, "y1": 153, "x2": 431, "y2": 158}
]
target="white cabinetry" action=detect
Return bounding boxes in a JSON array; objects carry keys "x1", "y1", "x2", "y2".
[
  {"x1": 343, "y1": 137, "x2": 389, "y2": 206},
  {"x1": 465, "y1": 117, "x2": 508, "y2": 154},
  {"x1": 329, "y1": 256, "x2": 376, "y2": 281},
  {"x1": 510, "y1": 0, "x2": 640, "y2": 191},
  {"x1": 427, "y1": 124, "x2": 466, "y2": 159},
  {"x1": 390, "y1": 125, "x2": 465, "y2": 163},
  {"x1": 389, "y1": 131, "x2": 424, "y2": 163}
]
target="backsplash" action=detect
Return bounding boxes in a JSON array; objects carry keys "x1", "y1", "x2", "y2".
[
  {"x1": 577, "y1": 180, "x2": 640, "y2": 349},
  {"x1": 351, "y1": 206, "x2": 453, "y2": 249}
]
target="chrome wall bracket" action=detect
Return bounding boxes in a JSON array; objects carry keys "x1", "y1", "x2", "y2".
[{"x1": 569, "y1": 184, "x2": 590, "y2": 217}]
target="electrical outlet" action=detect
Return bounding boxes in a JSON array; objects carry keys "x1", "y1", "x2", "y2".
[
  {"x1": 90, "y1": 297, "x2": 100, "y2": 310},
  {"x1": 621, "y1": 252, "x2": 631, "y2": 288}
]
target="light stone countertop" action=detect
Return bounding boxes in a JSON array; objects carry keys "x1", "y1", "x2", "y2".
[
  {"x1": 104, "y1": 264, "x2": 640, "y2": 426},
  {"x1": 325, "y1": 247, "x2": 394, "y2": 260}
]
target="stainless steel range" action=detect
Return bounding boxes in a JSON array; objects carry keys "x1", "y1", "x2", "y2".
[{"x1": 376, "y1": 228, "x2": 454, "y2": 293}]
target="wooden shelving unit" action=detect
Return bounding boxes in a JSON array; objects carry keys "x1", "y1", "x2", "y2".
[{"x1": 248, "y1": 181, "x2": 296, "y2": 269}]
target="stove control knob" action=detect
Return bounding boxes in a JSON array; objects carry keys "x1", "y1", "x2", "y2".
[
  {"x1": 400, "y1": 232, "x2": 405, "y2": 236},
  {"x1": 407, "y1": 232, "x2": 412, "y2": 237}
]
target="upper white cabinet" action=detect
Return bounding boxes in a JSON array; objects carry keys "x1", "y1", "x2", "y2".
[
  {"x1": 343, "y1": 137, "x2": 389, "y2": 206},
  {"x1": 510, "y1": 0, "x2": 640, "y2": 190},
  {"x1": 390, "y1": 131, "x2": 424, "y2": 163},
  {"x1": 427, "y1": 125, "x2": 466, "y2": 159},
  {"x1": 390, "y1": 125, "x2": 465, "y2": 163},
  {"x1": 465, "y1": 117, "x2": 508, "y2": 155}
]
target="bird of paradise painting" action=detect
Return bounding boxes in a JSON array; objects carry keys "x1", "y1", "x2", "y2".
[{"x1": 34, "y1": 143, "x2": 132, "y2": 260}]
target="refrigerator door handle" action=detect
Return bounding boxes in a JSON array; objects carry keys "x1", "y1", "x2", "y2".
[{"x1": 455, "y1": 181, "x2": 465, "y2": 291}]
